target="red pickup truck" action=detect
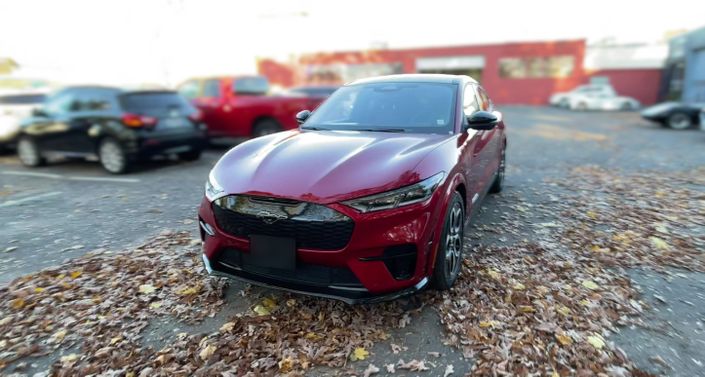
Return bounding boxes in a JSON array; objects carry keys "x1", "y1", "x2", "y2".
[{"x1": 177, "y1": 76, "x2": 325, "y2": 139}]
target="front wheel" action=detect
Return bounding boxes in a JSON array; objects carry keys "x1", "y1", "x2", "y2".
[
  {"x1": 99, "y1": 138, "x2": 130, "y2": 174},
  {"x1": 666, "y1": 112, "x2": 693, "y2": 130},
  {"x1": 17, "y1": 137, "x2": 46, "y2": 167},
  {"x1": 431, "y1": 192, "x2": 465, "y2": 290}
]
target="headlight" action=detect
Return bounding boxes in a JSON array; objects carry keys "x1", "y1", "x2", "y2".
[
  {"x1": 204, "y1": 170, "x2": 226, "y2": 202},
  {"x1": 342, "y1": 172, "x2": 445, "y2": 213}
]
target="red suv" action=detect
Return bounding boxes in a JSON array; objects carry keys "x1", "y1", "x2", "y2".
[
  {"x1": 178, "y1": 76, "x2": 325, "y2": 139},
  {"x1": 198, "y1": 74, "x2": 507, "y2": 303}
]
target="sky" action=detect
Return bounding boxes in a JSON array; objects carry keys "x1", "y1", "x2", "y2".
[{"x1": 0, "y1": 0, "x2": 703, "y2": 86}]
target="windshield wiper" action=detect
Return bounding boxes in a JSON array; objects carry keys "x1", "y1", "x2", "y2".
[{"x1": 353, "y1": 128, "x2": 406, "y2": 133}]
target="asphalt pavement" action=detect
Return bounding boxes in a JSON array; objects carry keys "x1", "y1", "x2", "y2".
[{"x1": 1, "y1": 107, "x2": 704, "y2": 376}]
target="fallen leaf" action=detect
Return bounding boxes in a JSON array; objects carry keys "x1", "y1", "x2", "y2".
[
  {"x1": 220, "y1": 322, "x2": 235, "y2": 333},
  {"x1": 444, "y1": 364, "x2": 454, "y2": 377},
  {"x1": 199, "y1": 344, "x2": 217, "y2": 360},
  {"x1": 149, "y1": 302, "x2": 162, "y2": 309},
  {"x1": 50, "y1": 330, "x2": 67, "y2": 343},
  {"x1": 278, "y1": 357, "x2": 294, "y2": 372},
  {"x1": 177, "y1": 286, "x2": 200, "y2": 295},
  {"x1": 556, "y1": 333, "x2": 573, "y2": 346},
  {"x1": 60, "y1": 354, "x2": 79, "y2": 363},
  {"x1": 385, "y1": 364, "x2": 396, "y2": 373},
  {"x1": 512, "y1": 282, "x2": 526, "y2": 290},
  {"x1": 587, "y1": 334, "x2": 606, "y2": 349},
  {"x1": 581, "y1": 280, "x2": 599, "y2": 290},
  {"x1": 9, "y1": 298, "x2": 25, "y2": 310},
  {"x1": 363, "y1": 363, "x2": 380, "y2": 377},
  {"x1": 34, "y1": 287, "x2": 45, "y2": 293},
  {"x1": 253, "y1": 305, "x2": 271, "y2": 316},
  {"x1": 650, "y1": 236, "x2": 670, "y2": 250},
  {"x1": 70, "y1": 271, "x2": 82, "y2": 279},
  {"x1": 479, "y1": 320, "x2": 499, "y2": 328},
  {"x1": 397, "y1": 359, "x2": 430, "y2": 371},
  {"x1": 351, "y1": 347, "x2": 369, "y2": 361},
  {"x1": 138, "y1": 284, "x2": 157, "y2": 294},
  {"x1": 557, "y1": 306, "x2": 571, "y2": 316}
]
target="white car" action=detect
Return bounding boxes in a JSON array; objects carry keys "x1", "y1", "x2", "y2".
[
  {"x1": 0, "y1": 89, "x2": 48, "y2": 150},
  {"x1": 549, "y1": 84, "x2": 640, "y2": 111}
]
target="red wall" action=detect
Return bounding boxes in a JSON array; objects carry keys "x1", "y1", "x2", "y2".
[
  {"x1": 258, "y1": 40, "x2": 661, "y2": 105},
  {"x1": 587, "y1": 69, "x2": 662, "y2": 105}
]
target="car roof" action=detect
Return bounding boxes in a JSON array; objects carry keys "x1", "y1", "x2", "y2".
[{"x1": 348, "y1": 74, "x2": 473, "y2": 86}]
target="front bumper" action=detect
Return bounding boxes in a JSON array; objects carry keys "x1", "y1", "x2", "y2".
[{"x1": 197, "y1": 191, "x2": 446, "y2": 303}]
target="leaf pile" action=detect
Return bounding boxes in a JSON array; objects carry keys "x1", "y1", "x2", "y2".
[{"x1": 437, "y1": 166, "x2": 704, "y2": 376}]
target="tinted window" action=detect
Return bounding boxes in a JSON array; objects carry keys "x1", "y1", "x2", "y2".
[
  {"x1": 178, "y1": 80, "x2": 200, "y2": 100},
  {"x1": 119, "y1": 92, "x2": 194, "y2": 116},
  {"x1": 304, "y1": 82, "x2": 457, "y2": 133},
  {"x1": 73, "y1": 89, "x2": 118, "y2": 111},
  {"x1": 202, "y1": 79, "x2": 221, "y2": 98},
  {"x1": 44, "y1": 90, "x2": 76, "y2": 115},
  {"x1": 0, "y1": 94, "x2": 46, "y2": 105},
  {"x1": 233, "y1": 77, "x2": 269, "y2": 95}
]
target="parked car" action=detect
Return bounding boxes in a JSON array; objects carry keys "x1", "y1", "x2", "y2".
[
  {"x1": 177, "y1": 76, "x2": 325, "y2": 139},
  {"x1": 198, "y1": 74, "x2": 507, "y2": 303},
  {"x1": 17, "y1": 86, "x2": 207, "y2": 173},
  {"x1": 640, "y1": 101, "x2": 705, "y2": 130},
  {"x1": 285, "y1": 85, "x2": 339, "y2": 99},
  {"x1": 549, "y1": 84, "x2": 640, "y2": 111},
  {"x1": 0, "y1": 89, "x2": 48, "y2": 151}
]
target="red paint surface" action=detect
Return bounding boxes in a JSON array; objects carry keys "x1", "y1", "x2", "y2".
[{"x1": 587, "y1": 69, "x2": 662, "y2": 105}]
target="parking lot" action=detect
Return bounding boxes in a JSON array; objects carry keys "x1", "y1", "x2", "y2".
[{"x1": 1, "y1": 107, "x2": 705, "y2": 376}]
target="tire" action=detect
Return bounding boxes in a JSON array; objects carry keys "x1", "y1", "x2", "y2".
[
  {"x1": 620, "y1": 102, "x2": 634, "y2": 111},
  {"x1": 575, "y1": 102, "x2": 588, "y2": 111},
  {"x1": 178, "y1": 149, "x2": 202, "y2": 161},
  {"x1": 559, "y1": 98, "x2": 569, "y2": 108},
  {"x1": 252, "y1": 119, "x2": 281, "y2": 138},
  {"x1": 98, "y1": 138, "x2": 130, "y2": 174},
  {"x1": 489, "y1": 143, "x2": 506, "y2": 194},
  {"x1": 666, "y1": 112, "x2": 693, "y2": 130},
  {"x1": 431, "y1": 192, "x2": 465, "y2": 290},
  {"x1": 17, "y1": 137, "x2": 46, "y2": 167}
]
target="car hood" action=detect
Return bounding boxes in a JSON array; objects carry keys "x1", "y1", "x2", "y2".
[{"x1": 212, "y1": 130, "x2": 452, "y2": 203}]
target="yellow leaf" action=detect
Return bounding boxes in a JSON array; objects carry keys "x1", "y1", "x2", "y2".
[
  {"x1": 50, "y1": 330, "x2": 67, "y2": 343},
  {"x1": 109, "y1": 336, "x2": 122, "y2": 345},
  {"x1": 286, "y1": 299, "x2": 297, "y2": 307},
  {"x1": 512, "y1": 283, "x2": 526, "y2": 290},
  {"x1": 586, "y1": 210, "x2": 598, "y2": 219},
  {"x1": 178, "y1": 286, "x2": 200, "y2": 295},
  {"x1": 138, "y1": 284, "x2": 157, "y2": 294},
  {"x1": 60, "y1": 353, "x2": 79, "y2": 363},
  {"x1": 199, "y1": 344, "x2": 216, "y2": 360},
  {"x1": 278, "y1": 356, "x2": 294, "y2": 372},
  {"x1": 479, "y1": 320, "x2": 499, "y2": 328},
  {"x1": 126, "y1": 372, "x2": 135, "y2": 377},
  {"x1": 552, "y1": 371, "x2": 560, "y2": 377},
  {"x1": 9, "y1": 298, "x2": 25, "y2": 310},
  {"x1": 70, "y1": 271, "x2": 82, "y2": 279},
  {"x1": 149, "y1": 301, "x2": 162, "y2": 309},
  {"x1": 581, "y1": 280, "x2": 599, "y2": 290},
  {"x1": 350, "y1": 347, "x2": 369, "y2": 361},
  {"x1": 556, "y1": 333, "x2": 573, "y2": 346},
  {"x1": 220, "y1": 322, "x2": 235, "y2": 333},
  {"x1": 650, "y1": 237, "x2": 669, "y2": 250},
  {"x1": 587, "y1": 334, "x2": 605, "y2": 349},
  {"x1": 519, "y1": 305, "x2": 534, "y2": 313},
  {"x1": 305, "y1": 332, "x2": 323, "y2": 340},
  {"x1": 557, "y1": 306, "x2": 571, "y2": 316},
  {"x1": 262, "y1": 297, "x2": 277, "y2": 310},
  {"x1": 580, "y1": 299, "x2": 591, "y2": 306},
  {"x1": 253, "y1": 305, "x2": 271, "y2": 316},
  {"x1": 34, "y1": 287, "x2": 45, "y2": 293},
  {"x1": 590, "y1": 245, "x2": 609, "y2": 253},
  {"x1": 486, "y1": 268, "x2": 501, "y2": 280}
]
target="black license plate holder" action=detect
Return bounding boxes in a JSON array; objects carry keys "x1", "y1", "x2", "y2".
[{"x1": 249, "y1": 235, "x2": 296, "y2": 271}]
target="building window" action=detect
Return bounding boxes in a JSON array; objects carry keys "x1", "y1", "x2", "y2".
[
  {"x1": 499, "y1": 56, "x2": 574, "y2": 78},
  {"x1": 305, "y1": 63, "x2": 403, "y2": 84}
]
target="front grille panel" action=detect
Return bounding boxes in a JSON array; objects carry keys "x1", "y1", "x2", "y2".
[{"x1": 212, "y1": 195, "x2": 354, "y2": 250}]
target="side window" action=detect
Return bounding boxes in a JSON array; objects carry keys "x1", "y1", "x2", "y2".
[
  {"x1": 463, "y1": 85, "x2": 480, "y2": 118},
  {"x1": 202, "y1": 79, "x2": 221, "y2": 98},
  {"x1": 73, "y1": 90, "x2": 115, "y2": 111},
  {"x1": 178, "y1": 80, "x2": 201, "y2": 100},
  {"x1": 44, "y1": 91, "x2": 76, "y2": 115}
]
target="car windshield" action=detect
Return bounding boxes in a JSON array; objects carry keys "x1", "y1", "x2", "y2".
[{"x1": 303, "y1": 82, "x2": 457, "y2": 133}]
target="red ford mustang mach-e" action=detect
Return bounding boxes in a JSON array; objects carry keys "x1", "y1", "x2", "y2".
[{"x1": 198, "y1": 74, "x2": 507, "y2": 303}]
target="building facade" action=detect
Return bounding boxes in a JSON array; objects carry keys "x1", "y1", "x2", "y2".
[
  {"x1": 259, "y1": 39, "x2": 665, "y2": 105},
  {"x1": 663, "y1": 26, "x2": 705, "y2": 102}
]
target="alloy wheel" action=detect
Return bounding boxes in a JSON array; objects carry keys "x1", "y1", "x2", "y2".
[
  {"x1": 668, "y1": 113, "x2": 692, "y2": 130},
  {"x1": 444, "y1": 202, "x2": 464, "y2": 280},
  {"x1": 100, "y1": 141, "x2": 126, "y2": 173},
  {"x1": 17, "y1": 138, "x2": 41, "y2": 166}
]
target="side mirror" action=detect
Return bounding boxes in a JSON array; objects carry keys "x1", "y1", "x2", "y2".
[
  {"x1": 32, "y1": 108, "x2": 48, "y2": 118},
  {"x1": 296, "y1": 109, "x2": 311, "y2": 125},
  {"x1": 466, "y1": 110, "x2": 499, "y2": 131}
]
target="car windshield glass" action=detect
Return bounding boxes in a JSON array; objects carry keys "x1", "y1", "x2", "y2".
[
  {"x1": 303, "y1": 82, "x2": 457, "y2": 133},
  {"x1": 119, "y1": 92, "x2": 194, "y2": 117}
]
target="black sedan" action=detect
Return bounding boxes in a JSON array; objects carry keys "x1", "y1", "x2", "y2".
[
  {"x1": 17, "y1": 86, "x2": 208, "y2": 173},
  {"x1": 641, "y1": 102, "x2": 704, "y2": 130}
]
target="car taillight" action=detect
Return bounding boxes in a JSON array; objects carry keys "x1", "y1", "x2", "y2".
[
  {"x1": 188, "y1": 110, "x2": 203, "y2": 123},
  {"x1": 122, "y1": 113, "x2": 157, "y2": 128}
]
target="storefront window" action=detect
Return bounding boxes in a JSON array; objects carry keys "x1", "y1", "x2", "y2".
[{"x1": 499, "y1": 56, "x2": 574, "y2": 78}]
